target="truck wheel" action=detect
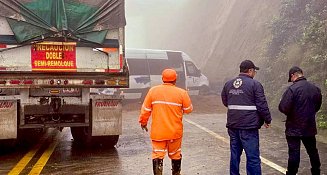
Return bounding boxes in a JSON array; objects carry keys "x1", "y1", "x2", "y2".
[
  {"x1": 95, "y1": 135, "x2": 119, "y2": 147},
  {"x1": 18, "y1": 128, "x2": 44, "y2": 145},
  {"x1": 0, "y1": 139, "x2": 17, "y2": 151},
  {"x1": 70, "y1": 127, "x2": 91, "y2": 144}
]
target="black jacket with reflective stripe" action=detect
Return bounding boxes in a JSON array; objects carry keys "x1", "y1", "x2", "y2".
[
  {"x1": 221, "y1": 74, "x2": 272, "y2": 129},
  {"x1": 279, "y1": 77, "x2": 322, "y2": 136}
]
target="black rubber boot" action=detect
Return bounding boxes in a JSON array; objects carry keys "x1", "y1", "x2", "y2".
[
  {"x1": 153, "y1": 158, "x2": 163, "y2": 175},
  {"x1": 286, "y1": 171, "x2": 296, "y2": 175},
  {"x1": 311, "y1": 168, "x2": 320, "y2": 175},
  {"x1": 171, "y1": 159, "x2": 181, "y2": 175}
]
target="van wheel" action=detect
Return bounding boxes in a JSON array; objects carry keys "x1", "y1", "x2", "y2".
[
  {"x1": 140, "y1": 88, "x2": 149, "y2": 103},
  {"x1": 140, "y1": 93, "x2": 146, "y2": 103},
  {"x1": 199, "y1": 85, "x2": 210, "y2": 95}
]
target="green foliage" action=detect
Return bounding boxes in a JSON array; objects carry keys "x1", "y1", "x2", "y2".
[
  {"x1": 318, "y1": 111, "x2": 327, "y2": 129},
  {"x1": 264, "y1": 0, "x2": 327, "y2": 129},
  {"x1": 267, "y1": 0, "x2": 311, "y2": 58}
]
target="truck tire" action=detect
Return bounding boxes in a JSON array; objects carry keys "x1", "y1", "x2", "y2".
[
  {"x1": 70, "y1": 127, "x2": 91, "y2": 144},
  {"x1": 0, "y1": 139, "x2": 17, "y2": 151},
  {"x1": 18, "y1": 128, "x2": 45, "y2": 145},
  {"x1": 94, "y1": 135, "x2": 119, "y2": 147},
  {"x1": 71, "y1": 127, "x2": 119, "y2": 147}
]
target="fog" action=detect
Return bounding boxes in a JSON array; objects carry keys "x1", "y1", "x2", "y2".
[
  {"x1": 124, "y1": 0, "x2": 326, "y2": 116},
  {"x1": 124, "y1": 0, "x2": 327, "y2": 133},
  {"x1": 125, "y1": 0, "x2": 280, "y2": 89},
  {"x1": 125, "y1": 0, "x2": 187, "y2": 49}
]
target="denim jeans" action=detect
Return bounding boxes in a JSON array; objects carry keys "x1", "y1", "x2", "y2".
[
  {"x1": 286, "y1": 136, "x2": 321, "y2": 175},
  {"x1": 228, "y1": 128, "x2": 261, "y2": 175}
]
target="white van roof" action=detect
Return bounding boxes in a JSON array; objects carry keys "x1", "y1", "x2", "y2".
[
  {"x1": 126, "y1": 48, "x2": 182, "y2": 54},
  {"x1": 126, "y1": 48, "x2": 193, "y2": 62}
]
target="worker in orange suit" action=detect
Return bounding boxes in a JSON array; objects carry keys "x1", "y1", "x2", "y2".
[{"x1": 139, "y1": 68, "x2": 193, "y2": 175}]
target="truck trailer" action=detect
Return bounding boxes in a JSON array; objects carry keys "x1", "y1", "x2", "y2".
[{"x1": 0, "y1": 0, "x2": 128, "y2": 147}]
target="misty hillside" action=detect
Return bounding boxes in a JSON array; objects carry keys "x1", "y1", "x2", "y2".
[
  {"x1": 262, "y1": 0, "x2": 327, "y2": 128},
  {"x1": 153, "y1": 0, "x2": 280, "y2": 85},
  {"x1": 126, "y1": 0, "x2": 327, "y2": 128},
  {"x1": 155, "y1": 0, "x2": 327, "y2": 128}
]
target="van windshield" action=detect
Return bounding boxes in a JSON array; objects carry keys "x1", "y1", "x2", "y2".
[{"x1": 186, "y1": 61, "x2": 200, "y2": 76}]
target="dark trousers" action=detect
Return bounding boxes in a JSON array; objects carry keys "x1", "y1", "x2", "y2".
[
  {"x1": 228, "y1": 128, "x2": 261, "y2": 175},
  {"x1": 286, "y1": 136, "x2": 321, "y2": 175}
]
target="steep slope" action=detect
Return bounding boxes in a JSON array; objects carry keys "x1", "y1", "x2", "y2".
[
  {"x1": 125, "y1": 0, "x2": 327, "y2": 130},
  {"x1": 262, "y1": 0, "x2": 327, "y2": 128},
  {"x1": 155, "y1": 0, "x2": 281, "y2": 88}
]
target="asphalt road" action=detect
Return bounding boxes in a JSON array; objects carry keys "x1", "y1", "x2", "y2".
[{"x1": 0, "y1": 110, "x2": 326, "y2": 175}]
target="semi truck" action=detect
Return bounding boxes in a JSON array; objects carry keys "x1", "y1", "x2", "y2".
[{"x1": 0, "y1": 0, "x2": 128, "y2": 147}]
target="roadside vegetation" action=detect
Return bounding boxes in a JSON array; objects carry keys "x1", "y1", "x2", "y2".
[{"x1": 261, "y1": 0, "x2": 327, "y2": 128}]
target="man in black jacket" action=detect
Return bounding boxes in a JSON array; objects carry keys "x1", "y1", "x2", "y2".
[
  {"x1": 279, "y1": 66, "x2": 322, "y2": 175},
  {"x1": 221, "y1": 60, "x2": 272, "y2": 175}
]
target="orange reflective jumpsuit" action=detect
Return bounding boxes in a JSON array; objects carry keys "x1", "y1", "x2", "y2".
[{"x1": 139, "y1": 83, "x2": 193, "y2": 159}]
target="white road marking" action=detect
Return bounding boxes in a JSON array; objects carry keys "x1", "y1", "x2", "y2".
[{"x1": 184, "y1": 118, "x2": 287, "y2": 174}]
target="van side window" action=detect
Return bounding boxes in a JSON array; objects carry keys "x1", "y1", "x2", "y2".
[
  {"x1": 186, "y1": 61, "x2": 200, "y2": 77},
  {"x1": 148, "y1": 59, "x2": 171, "y2": 75},
  {"x1": 127, "y1": 59, "x2": 149, "y2": 75}
]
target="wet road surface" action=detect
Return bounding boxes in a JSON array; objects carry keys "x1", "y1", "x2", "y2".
[{"x1": 0, "y1": 110, "x2": 326, "y2": 175}]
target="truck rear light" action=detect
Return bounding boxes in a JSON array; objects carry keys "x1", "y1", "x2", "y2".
[
  {"x1": 118, "y1": 79, "x2": 128, "y2": 86},
  {"x1": 120, "y1": 53, "x2": 123, "y2": 69},
  {"x1": 94, "y1": 80, "x2": 105, "y2": 85},
  {"x1": 57, "y1": 79, "x2": 61, "y2": 85},
  {"x1": 0, "y1": 80, "x2": 6, "y2": 84},
  {"x1": 64, "y1": 80, "x2": 69, "y2": 85},
  {"x1": 107, "y1": 79, "x2": 117, "y2": 85},
  {"x1": 49, "y1": 89, "x2": 60, "y2": 94},
  {"x1": 50, "y1": 79, "x2": 55, "y2": 85},
  {"x1": 23, "y1": 80, "x2": 34, "y2": 84},
  {"x1": 10, "y1": 80, "x2": 21, "y2": 84},
  {"x1": 82, "y1": 80, "x2": 93, "y2": 85}
]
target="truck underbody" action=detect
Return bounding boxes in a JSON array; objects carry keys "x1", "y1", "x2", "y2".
[
  {"x1": 0, "y1": 0, "x2": 127, "y2": 147},
  {"x1": 0, "y1": 85, "x2": 125, "y2": 147}
]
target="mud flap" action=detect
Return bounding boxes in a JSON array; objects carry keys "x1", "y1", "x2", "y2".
[
  {"x1": 92, "y1": 98, "x2": 122, "y2": 136},
  {"x1": 0, "y1": 100, "x2": 17, "y2": 139}
]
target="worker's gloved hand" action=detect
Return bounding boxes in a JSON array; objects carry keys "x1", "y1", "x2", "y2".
[{"x1": 141, "y1": 124, "x2": 148, "y2": 132}]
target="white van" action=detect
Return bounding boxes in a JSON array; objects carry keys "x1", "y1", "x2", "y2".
[{"x1": 101, "y1": 48, "x2": 209, "y2": 100}]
